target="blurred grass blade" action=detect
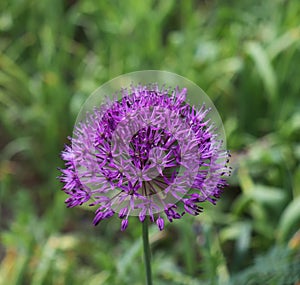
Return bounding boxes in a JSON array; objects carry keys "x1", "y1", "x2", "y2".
[
  {"x1": 250, "y1": 185, "x2": 287, "y2": 207},
  {"x1": 0, "y1": 248, "x2": 29, "y2": 285},
  {"x1": 278, "y1": 196, "x2": 300, "y2": 242},
  {"x1": 267, "y1": 27, "x2": 300, "y2": 60},
  {"x1": 245, "y1": 41, "x2": 277, "y2": 100}
]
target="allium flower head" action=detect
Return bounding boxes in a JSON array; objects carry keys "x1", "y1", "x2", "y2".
[{"x1": 59, "y1": 76, "x2": 230, "y2": 231}]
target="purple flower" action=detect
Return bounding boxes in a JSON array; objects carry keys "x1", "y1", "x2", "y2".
[
  {"x1": 156, "y1": 216, "x2": 164, "y2": 231},
  {"x1": 121, "y1": 219, "x2": 129, "y2": 231},
  {"x1": 58, "y1": 84, "x2": 230, "y2": 231}
]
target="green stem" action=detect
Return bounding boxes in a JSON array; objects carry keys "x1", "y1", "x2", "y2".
[{"x1": 142, "y1": 218, "x2": 153, "y2": 285}]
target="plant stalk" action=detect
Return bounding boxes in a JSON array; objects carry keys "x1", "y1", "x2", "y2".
[{"x1": 142, "y1": 218, "x2": 153, "y2": 285}]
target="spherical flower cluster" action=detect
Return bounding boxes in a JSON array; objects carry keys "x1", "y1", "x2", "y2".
[{"x1": 59, "y1": 84, "x2": 230, "y2": 231}]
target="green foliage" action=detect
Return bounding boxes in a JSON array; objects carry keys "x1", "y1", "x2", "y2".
[
  {"x1": 231, "y1": 246, "x2": 300, "y2": 285},
  {"x1": 1, "y1": 0, "x2": 300, "y2": 284}
]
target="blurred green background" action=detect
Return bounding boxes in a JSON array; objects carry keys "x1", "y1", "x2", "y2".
[{"x1": 0, "y1": 0, "x2": 300, "y2": 284}]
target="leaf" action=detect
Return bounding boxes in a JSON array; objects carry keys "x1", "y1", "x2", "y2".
[
  {"x1": 245, "y1": 41, "x2": 277, "y2": 101},
  {"x1": 278, "y1": 196, "x2": 300, "y2": 242},
  {"x1": 250, "y1": 185, "x2": 287, "y2": 207},
  {"x1": 267, "y1": 27, "x2": 300, "y2": 60},
  {"x1": 0, "y1": 248, "x2": 29, "y2": 285},
  {"x1": 293, "y1": 166, "x2": 300, "y2": 197}
]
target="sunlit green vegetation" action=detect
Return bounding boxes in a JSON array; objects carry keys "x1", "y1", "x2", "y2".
[{"x1": 1, "y1": 0, "x2": 299, "y2": 284}]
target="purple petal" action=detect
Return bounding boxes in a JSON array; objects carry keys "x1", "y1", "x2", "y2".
[
  {"x1": 156, "y1": 217, "x2": 164, "y2": 231},
  {"x1": 121, "y1": 219, "x2": 128, "y2": 231}
]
